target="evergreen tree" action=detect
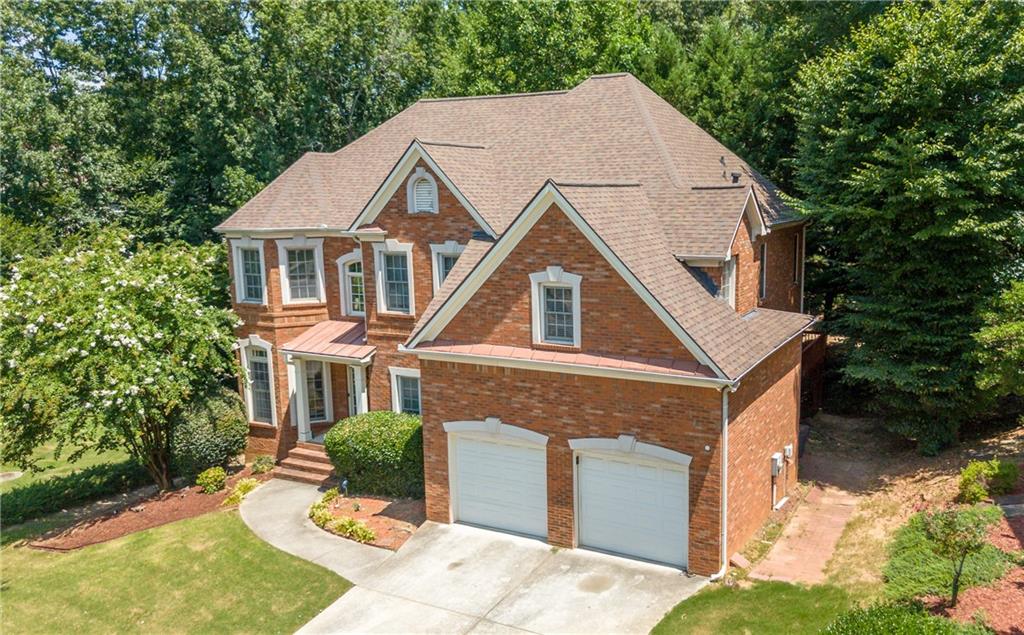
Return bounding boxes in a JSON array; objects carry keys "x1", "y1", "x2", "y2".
[{"x1": 792, "y1": 0, "x2": 1024, "y2": 452}]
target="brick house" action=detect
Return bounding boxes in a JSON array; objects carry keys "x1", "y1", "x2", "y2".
[{"x1": 215, "y1": 73, "x2": 815, "y2": 576}]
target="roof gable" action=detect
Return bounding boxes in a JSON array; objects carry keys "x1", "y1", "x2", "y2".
[{"x1": 407, "y1": 181, "x2": 727, "y2": 377}]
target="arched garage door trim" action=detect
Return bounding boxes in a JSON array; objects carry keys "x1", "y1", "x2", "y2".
[{"x1": 569, "y1": 434, "x2": 692, "y2": 466}]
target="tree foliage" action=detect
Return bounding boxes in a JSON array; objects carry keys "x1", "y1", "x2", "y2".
[
  {"x1": 0, "y1": 229, "x2": 239, "y2": 488},
  {"x1": 791, "y1": 0, "x2": 1024, "y2": 452},
  {"x1": 975, "y1": 280, "x2": 1024, "y2": 398}
]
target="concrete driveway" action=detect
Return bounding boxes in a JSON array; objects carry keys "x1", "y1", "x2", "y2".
[
  {"x1": 243, "y1": 480, "x2": 705, "y2": 634},
  {"x1": 300, "y1": 522, "x2": 705, "y2": 634}
]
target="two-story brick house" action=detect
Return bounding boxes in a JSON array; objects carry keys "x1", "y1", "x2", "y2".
[{"x1": 216, "y1": 73, "x2": 814, "y2": 576}]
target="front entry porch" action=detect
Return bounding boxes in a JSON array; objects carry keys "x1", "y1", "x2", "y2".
[{"x1": 280, "y1": 320, "x2": 376, "y2": 444}]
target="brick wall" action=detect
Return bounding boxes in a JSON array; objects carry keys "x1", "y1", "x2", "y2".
[
  {"x1": 420, "y1": 359, "x2": 725, "y2": 575},
  {"x1": 726, "y1": 338, "x2": 801, "y2": 555},
  {"x1": 731, "y1": 216, "x2": 803, "y2": 314},
  {"x1": 361, "y1": 160, "x2": 482, "y2": 409},
  {"x1": 440, "y1": 203, "x2": 697, "y2": 361},
  {"x1": 228, "y1": 235, "x2": 360, "y2": 458}
]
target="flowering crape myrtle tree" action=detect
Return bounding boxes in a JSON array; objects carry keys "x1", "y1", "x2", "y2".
[{"x1": 0, "y1": 229, "x2": 240, "y2": 490}]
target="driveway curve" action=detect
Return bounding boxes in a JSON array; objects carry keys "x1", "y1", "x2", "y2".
[{"x1": 241, "y1": 478, "x2": 706, "y2": 634}]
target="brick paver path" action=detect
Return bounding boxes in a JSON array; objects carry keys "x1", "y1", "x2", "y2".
[{"x1": 749, "y1": 485, "x2": 857, "y2": 584}]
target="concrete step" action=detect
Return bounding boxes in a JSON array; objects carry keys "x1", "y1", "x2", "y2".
[
  {"x1": 288, "y1": 446, "x2": 332, "y2": 464},
  {"x1": 272, "y1": 466, "x2": 335, "y2": 487},
  {"x1": 280, "y1": 457, "x2": 335, "y2": 476}
]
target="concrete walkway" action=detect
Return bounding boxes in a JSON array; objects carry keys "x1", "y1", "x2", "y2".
[
  {"x1": 241, "y1": 479, "x2": 706, "y2": 634},
  {"x1": 749, "y1": 485, "x2": 857, "y2": 584}
]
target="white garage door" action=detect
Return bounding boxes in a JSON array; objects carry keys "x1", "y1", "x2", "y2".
[
  {"x1": 451, "y1": 436, "x2": 547, "y2": 538},
  {"x1": 577, "y1": 453, "x2": 688, "y2": 567}
]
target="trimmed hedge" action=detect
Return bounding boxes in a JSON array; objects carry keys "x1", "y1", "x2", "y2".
[
  {"x1": 170, "y1": 386, "x2": 249, "y2": 477},
  {"x1": 1, "y1": 459, "x2": 149, "y2": 525},
  {"x1": 823, "y1": 601, "x2": 989, "y2": 634},
  {"x1": 324, "y1": 411, "x2": 423, "y2": 498}
]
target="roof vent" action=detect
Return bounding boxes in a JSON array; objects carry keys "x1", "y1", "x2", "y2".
[{"x1": 731, "y1": 172, "x2": 741, "y2": 184}]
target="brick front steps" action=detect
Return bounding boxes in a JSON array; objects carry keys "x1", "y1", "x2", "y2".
[{"x1": 272, "y1": 443, "x2": 336, "y2": 487}]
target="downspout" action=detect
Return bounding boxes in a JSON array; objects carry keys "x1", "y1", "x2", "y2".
[{"x1": 709, "y1": 386, "x2": 731, "y2": 580}]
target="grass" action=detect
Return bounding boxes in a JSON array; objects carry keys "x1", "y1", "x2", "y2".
[
  {"x1": 0, "y1": 441, "x2": 131, "y2": 494},
  {"x1": 1, "y1": 442, "x2": 149, "y2": 525},
  {"x1": 651, "y1": 581, "x2": 854, "y2": 635},
  {"x1": 882, "y1": 506, "x2": 1010, "y2": 600},
  {"x1": 1, "y1": 510, "x2": 351, "y2": 634}
]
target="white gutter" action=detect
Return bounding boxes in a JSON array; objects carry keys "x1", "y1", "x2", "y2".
[
  {"x1": 710, "y1": 386, "x2": 732, "y2": 580},
  {"x1": 215, "y1": 227, "x2": 385, "y2": 240}
]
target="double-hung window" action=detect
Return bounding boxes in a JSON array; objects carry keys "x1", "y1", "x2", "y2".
[
  {"x1": 337, "y1": 249, "x2": 365, "y2": 317},
  {"x1": 241, "y1": 341, "x2": 275, "y2": 424},
  {"x1": 277, "y1": 237, "x2": 325, "y2": 304},
  {"x1": 720, "y1": 258, "x2": 736, "y2": 309},
  {"x1": 543, "y1": 286, "x2": 574, "y2": 344},
  {"x1": 230, "y1": 239, "x2": 266, "y2": 305},
  {"x1": 373, "y1": 240, "x2": 415, "y2": 315},
  {"x1": 758, "y1": 242, "x2": 768, "y2": 300},
  {"x1": 429, "y1": 241, "x2": 466, "y2": 292},
  {"x1": 304, "y1": 360, "x2": 329, "y2": 423},
  {"x1": 389, "y1": 367, "x2": 421, "y2": 415},
  {"x1": 288, "y1": 249, "x2": 318, "y2": 300},
  {"x1": 529, "y1": 266, "x2": 582, "y2": 348}
]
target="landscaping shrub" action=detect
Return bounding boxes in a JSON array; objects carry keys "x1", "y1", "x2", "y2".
[
  {"x1": 0, "y1": 459, "x2": 149, "y2": 525},
  {"x1": 196, "y1": 466, "x2": 227, "y2": 494},
  {"x1": 170, "y1": 386, "x2": 249, "y2": 478},
  {"x1": 327, "y1": 517, "x2": 375, "y2": 543},
  {"x1": 958, "y1": 459, "x2": 1020, "y2": 503},
  {"x1": 308, "y1": 500, "x2": 332, "y2": 527},
  {"x1": 223, "y1": 478, "x2": 260, "y2": 506},
  {"x1": 321, "y1": 487, "x2": 340, "y2": 504},
  {"x1": 323, "y1": 411, "x2": 424, "y2": 498},
  {"x1": 883, "y1": 506, "x2": 1009, "y2": 600},
  {"x1": 250, "y1": 455, "x2": 275, "y2": 475},
  {"x1": 823, "y1": 601, "x2": 989, "y2": 634}
]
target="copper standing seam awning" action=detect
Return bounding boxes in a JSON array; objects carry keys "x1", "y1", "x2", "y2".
[{"x1": 280, "y1": 320, "x2": 376, "y2": 364}]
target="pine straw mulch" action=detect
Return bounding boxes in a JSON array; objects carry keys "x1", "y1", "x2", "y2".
[
  {"x1": 324, "y1": 494, "x2": 425, "y2": 551},
  {"x1": 28, "y1": 467, "x2": 270, "y2": 551}
]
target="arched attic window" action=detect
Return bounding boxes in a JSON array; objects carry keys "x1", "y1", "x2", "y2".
[{"x1": 406, "y1": 167, "x2": 439, "y2": 214}]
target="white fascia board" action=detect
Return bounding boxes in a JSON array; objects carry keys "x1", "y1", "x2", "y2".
[
  {"x1": 401, "y1": 345, "x2": 733, "y2": 389},
  {"x1": 406, "y1": 182, "x2": 727, "y2": 379},
  {"x1": 279, "y1": 349, "x2": 375, "y2": 366},
  {"x1": 346, "y1": 140, "x2": 497, "y2": 238}
]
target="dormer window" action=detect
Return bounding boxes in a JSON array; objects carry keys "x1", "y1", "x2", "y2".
[
  {"x1": 530, "y1": 266, "x2": 582, "y2": 348},
  {"x1": 406, "y1": 167, "x2": 438, "y2": 214}
]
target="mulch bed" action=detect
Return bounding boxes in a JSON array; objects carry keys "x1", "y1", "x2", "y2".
[
  {"x1": 988, "y1": 515, "x2": 1024, "y2": 553},
  {"x1": 325, "y1": 495, "x2": 425, "y2": 550},
  {"x1": 924, "y1": 567, "x2": 1024, "y2": 635},
  {"x1": 29, "y1": 468, "x2": 270, "y2": 551}
]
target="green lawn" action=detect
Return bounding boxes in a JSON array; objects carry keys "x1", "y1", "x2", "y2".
[
  {"x1": 0, "y1": 441, "x2": 131, "y2": 494},
  {"x1": 652, "y1": 581, "x2": 854, "y2": 635},
  {"x1": 1, "y1": 510, "x2": 351, "y2": 634}
]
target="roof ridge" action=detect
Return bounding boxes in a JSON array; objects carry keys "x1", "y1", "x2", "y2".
[
  {"x1": 418, "y1": 139, "x2": 488, "y2": 150},
  {"x1": 418, "y1": 89, "x2": 568, "y2": 103},
  {"x1": 627, "y1": 75, "x2": 683, "y2": 188},
  {"x1": 553, "y1": 180, "x2": 641, "y2": 188}
]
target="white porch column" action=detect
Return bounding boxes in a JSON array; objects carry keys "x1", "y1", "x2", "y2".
[
  {"x1": 290, "y1": 355, "x2": 312, "y2": 442},
  {"x1": 353, "y1": 365, "x2": 369, "y2": 415}
]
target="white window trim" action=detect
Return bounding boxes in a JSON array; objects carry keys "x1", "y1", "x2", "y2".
[
  {"x1": 373, "y1": 239, "x2": 416, "y2": 316},
  {"x1": 530, "y1": 266, "x2": 582, "y2": 348},
  {"x1": 406, "y1": 167, "x2": 439, "y2": 214},
  {"x1": 230, "y1": 238, "x2": 267, "y2": 305},
  {"x1": 758, "y1": 242, "x2": 767, "y2": 300},
  {"x1": 388, "y1": 366, "x2": 421, "y2": 414},
  {"x1": 304, "y1": 359, "x2": 333, "y2": 424},
  {"x1": 721, "y1": 257, "x2": 736, "y2": 309},
  {"x1": 235, "y1": 334, "x2": 277, "y2": 426},
  {"x1": 336, "y1": 248, "x2": 365, "y2": 317},
  {"x1": 277, "y1": 236, "x2": 326, "y2": 305},
  {"x1": 429, "y1": 240, "x2": 466, "y2": 292}
]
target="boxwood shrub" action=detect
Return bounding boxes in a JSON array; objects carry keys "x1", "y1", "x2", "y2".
[
  {"x1": 323, "y1": 411, "x2": 423, "y2": 498},
  {"x1": 170, "y1": 385, "x2": 249, "y2": 477}
]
